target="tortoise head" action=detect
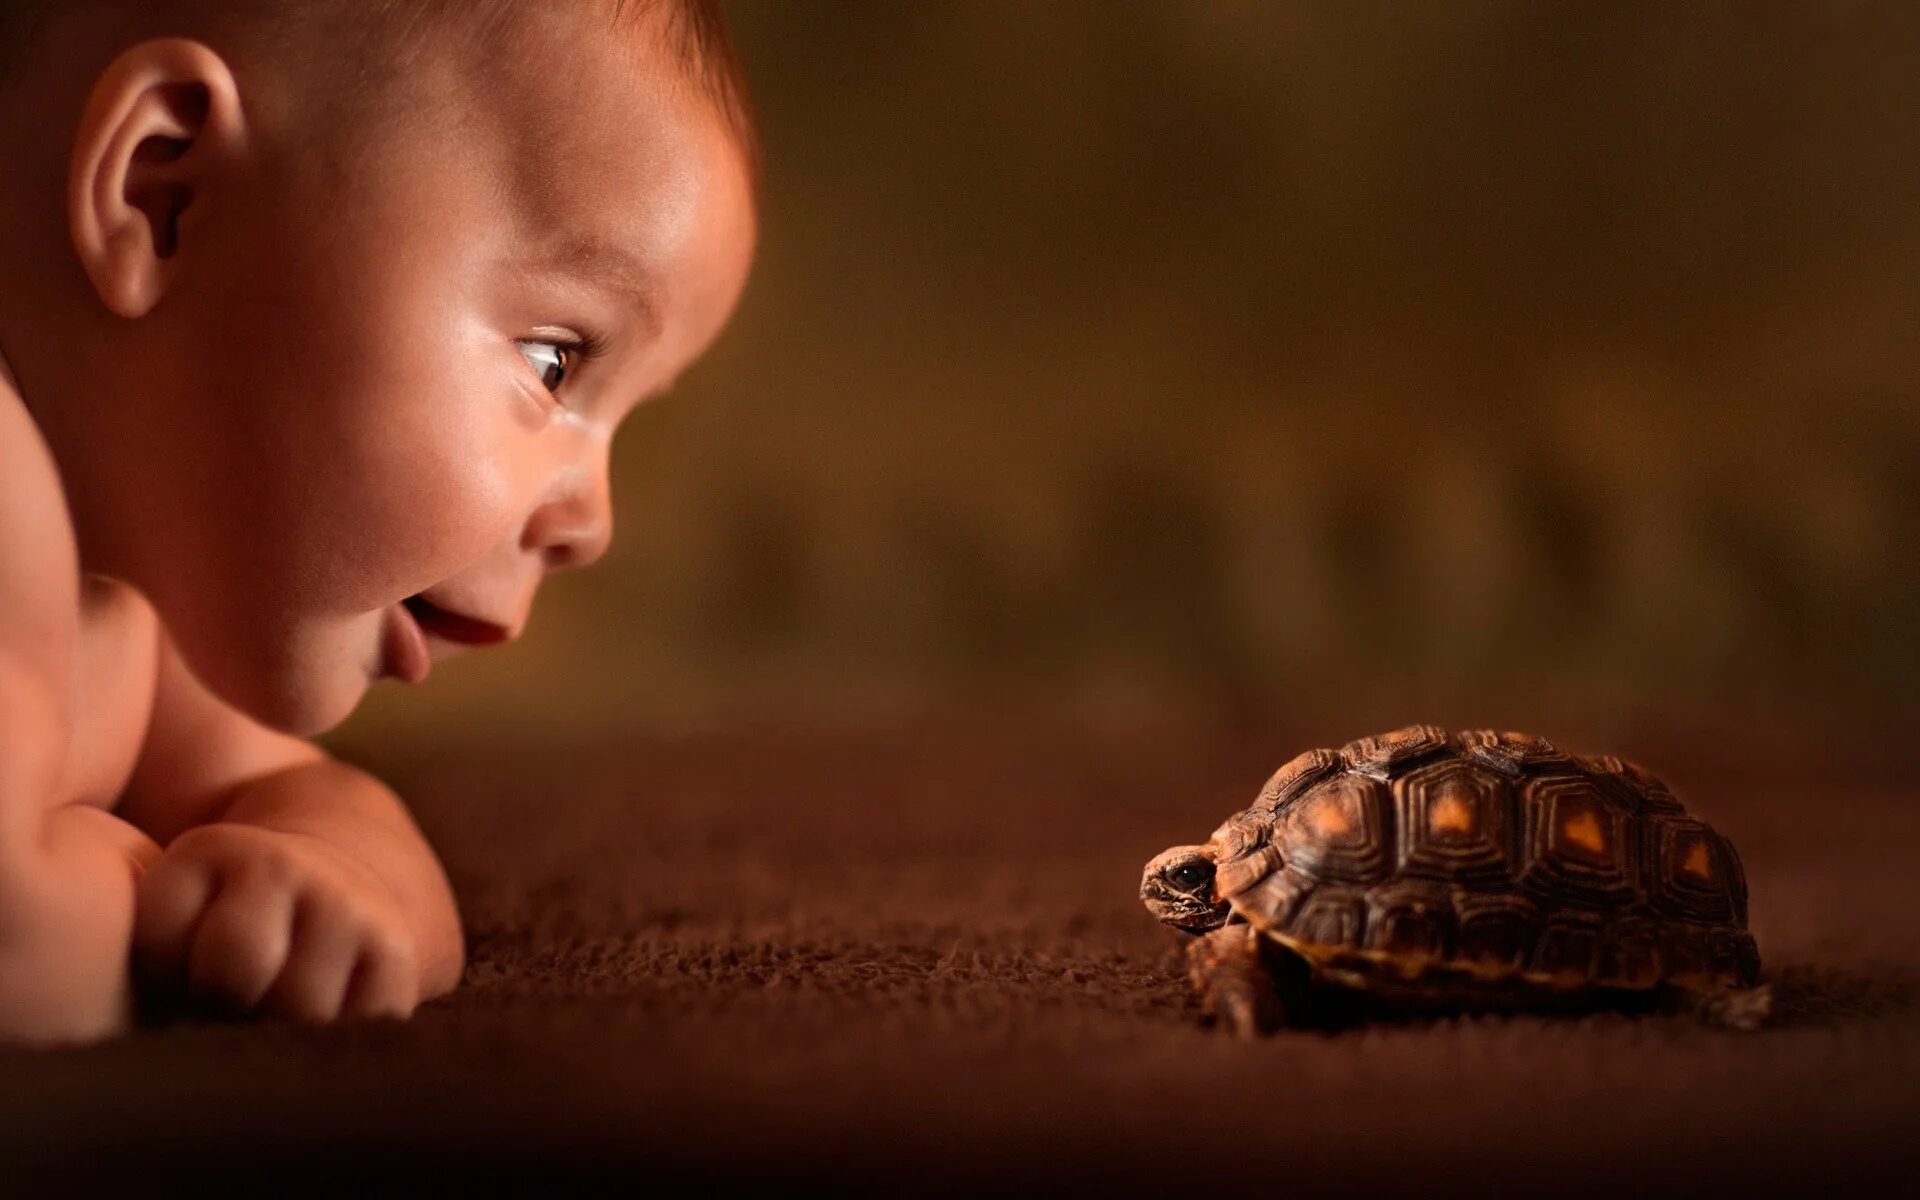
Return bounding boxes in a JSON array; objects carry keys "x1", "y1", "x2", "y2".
[{"x1": 1140, "y1": 844, "x2": 1231, "y2": 933}]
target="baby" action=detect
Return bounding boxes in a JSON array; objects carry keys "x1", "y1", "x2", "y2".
[{"x1": 0, "y1": 0, "x2": 756, "y2": 1044}]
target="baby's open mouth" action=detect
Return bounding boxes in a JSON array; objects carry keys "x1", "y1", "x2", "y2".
[{"x1": 401, "y1": 594, "x2": 513, "y2": 647}]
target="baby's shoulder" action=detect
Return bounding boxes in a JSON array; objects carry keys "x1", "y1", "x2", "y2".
[
  {"x1": 2, "y1": 361, "x2": 164, "y2": 809},
  {"x1": 0, "y1": 356, "x2": 83, "y2": 689}
]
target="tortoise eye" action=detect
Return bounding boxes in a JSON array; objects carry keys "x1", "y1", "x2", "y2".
[{"x1": 1168, "y1": 862, "x2": 1214, "y2": 893}]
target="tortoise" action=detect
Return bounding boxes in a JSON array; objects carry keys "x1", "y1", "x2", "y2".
[{"x1": 1140, "y1": 725, "x2": 1769, "y2": 1034}]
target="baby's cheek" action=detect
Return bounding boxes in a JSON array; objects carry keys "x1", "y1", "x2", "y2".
[
  {"x1": 382, "y1": 339, "x2": 547, "y2": 565},
  {"x1": 305, "y1": 406, "x2": 522, "y2": 608},
  {"x1": 383, "y1": 432, "x2": 525, "y2": 580}
]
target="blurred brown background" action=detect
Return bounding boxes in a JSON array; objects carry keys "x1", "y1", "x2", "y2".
[
  {"x1": 26, "y1": 5, "x2": 1915, "y2": 1183},
  {"x1": 337, "y1": 0, "x2": 1918, "y2": 749}
]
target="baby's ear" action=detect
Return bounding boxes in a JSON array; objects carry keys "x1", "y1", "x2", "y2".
[{"x1": 66, "y1": 38, "x2": 247, "y2": 319}]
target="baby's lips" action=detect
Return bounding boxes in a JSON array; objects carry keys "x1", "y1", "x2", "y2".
[{"x1": 402, "y1": 593, "x2": 517, "y2": 647}]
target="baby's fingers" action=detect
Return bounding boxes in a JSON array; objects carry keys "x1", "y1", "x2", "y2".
[
  {"x1": 183, "y1": 873, "x2": 296, "y2": 1014},
  {"x1": 341, "y1": 938, "x2": 421, "y2": 1021},
  {"x1": 261, "y1": 890, "x2": 364, "y2": 1023},
  {"x1": 131, "y1": 854, "x2": 220, "y2": 991}
]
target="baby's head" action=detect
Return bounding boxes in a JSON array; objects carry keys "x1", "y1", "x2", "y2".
[{"x1": 0, "y1": 0, "x2": 757, "y2": 734}]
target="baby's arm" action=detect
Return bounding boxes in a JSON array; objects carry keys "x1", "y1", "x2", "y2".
[{"x1": 119, "y1": 632, "x2": 464, "y2": 1022}]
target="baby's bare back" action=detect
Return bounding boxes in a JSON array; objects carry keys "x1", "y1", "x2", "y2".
[
  {"x1": 0, "y1": 361, "x2": 81, "y2": 729},
  {"x1": 0, "y1": 363, "x2": 161, "y2": 813},
  {"x1": 0, "y1": 361, "x2": 163, "y2": 1044}
]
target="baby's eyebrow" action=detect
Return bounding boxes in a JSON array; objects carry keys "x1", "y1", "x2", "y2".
[{"x1": 531, "y1": 232, "x2": 666, "y2": 339}]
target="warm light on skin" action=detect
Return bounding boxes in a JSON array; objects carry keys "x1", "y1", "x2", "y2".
[
  {"x1": 5, "y1": 4, "x2": 757, "y2": 737},
  {"x1": 0, "y1": 1, "x2": 759, "y2": 1044}
]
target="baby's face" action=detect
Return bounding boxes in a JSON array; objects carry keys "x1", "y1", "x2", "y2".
[{"x1": 120, "y1": 14, "x2": 755, "y2": 733}]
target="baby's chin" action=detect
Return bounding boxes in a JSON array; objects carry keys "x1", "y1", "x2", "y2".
[
  {"x1": 176, "y1": 609, "x2": 386, "y2": 738},
  {"x1": 252, "y1": 656, "x2": 375, "y2": 738}
]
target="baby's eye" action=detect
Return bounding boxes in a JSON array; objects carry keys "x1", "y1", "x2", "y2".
[{"x1": 516, "y1": 339, "x2": 575, "y2": 394}]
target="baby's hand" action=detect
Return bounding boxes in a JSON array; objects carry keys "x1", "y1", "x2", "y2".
[{"x1": 133, "y1": 823, "x2": 421, "y2": 1023}]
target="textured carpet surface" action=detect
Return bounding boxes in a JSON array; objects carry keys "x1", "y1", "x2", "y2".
[{"x1": 4, "y1": 718, "x2": 1917, "y2": 1190}]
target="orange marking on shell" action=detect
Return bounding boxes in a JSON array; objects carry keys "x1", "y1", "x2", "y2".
[
  {"x1": 1308, "y1": 799, "x2": 1353, "y2": 838},
  {"x1": 1681, "y1": 840, "x2": 1713, "y2": 878},
  {"x1": 1563, "y1": 810, "x2": 1605, "y2": 853},
  {"x1": 1430, "y1": 791, "x2": 1475, "y2": 835}
]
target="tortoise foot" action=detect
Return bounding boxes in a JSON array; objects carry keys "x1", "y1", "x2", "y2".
[
  {"x1": 1670, "y1": 981, "x2": 1773, "y2": 1031},
  {"x1": 1186, "y1": 925, "x2": 1292, "y2": 1036}
]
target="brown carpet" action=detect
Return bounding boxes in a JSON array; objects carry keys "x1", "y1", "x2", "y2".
[{"x1": 4, "y1": 717, "x2": 1917, "y2": 1191}]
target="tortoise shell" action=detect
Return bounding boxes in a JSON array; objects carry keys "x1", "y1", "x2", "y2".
[{"x1": 1198, "y1": 726, "x2": 1757, "y2": 992}]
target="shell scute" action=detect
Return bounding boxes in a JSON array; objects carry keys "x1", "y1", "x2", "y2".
[
  {"x1": 1529, "y1": 912, "x2": 1604, "y2": 983},
  {"x1": 1342, "y1": 724, "x2": 1450, "y2": 779},
  {"x1": 1287, "y1": 888, "x2": 1367, "y2": 949},
  {"x1": 1645, "y1": 816, "x2": 1737, "y2": 924},
  {"x1": 1233, "y1": 867, "x2": 1307, "y2": 930},
  {"x1": 1457, "y1": 729, "x2": 1573, "y2": 777},
  {"x1": 1392, "y1": 759, "x2": 1515, "y2": 885},
  {"x1": 1363, "y1": 881, "x2": 1454, "y2": 964},
  {"x1": 1207, "y1": 813, "x2": 1272, "y2": 867},
  {"x1": 1452, "y1": 892, "x2": 1542, "y2": 972},
  {"x1": 1250, "y1": 748, "x2": 1346, "y2": 817},
  {"x1": 1660, "y1": 924, "x2": 1713, "y2": 981},
  {"x1": 1214, "y1": 843, "x2": 1283, "y2": 901},
  {"x1": 1519, "y1": 774, "x2": 1638, "y2": 906},
  {"x1": 1723, "y1": 838, "x2": 1751, "y2": 924},
  {"x1": 1580, "y1": 754, "x2": 1687, "y2": 815},
  {"x1": 1282, "y1": 774, "x2": 1393, "y2": 886},
  {"x1": 1598, "y1": 917, "x2": 1665, "y2": 989}
]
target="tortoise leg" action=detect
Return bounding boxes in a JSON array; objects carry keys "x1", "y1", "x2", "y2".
[
  {"x1": 1186, "y1": 925, "x2": 1293, "y2": 1036},
  {"x1": 1664, "y1": 981, "x2": 1773, "y2": 1031}
]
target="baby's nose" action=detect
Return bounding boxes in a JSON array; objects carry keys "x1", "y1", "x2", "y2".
[{"x1": 523, "y1": 464, "x2": 613, "y2": 572}]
